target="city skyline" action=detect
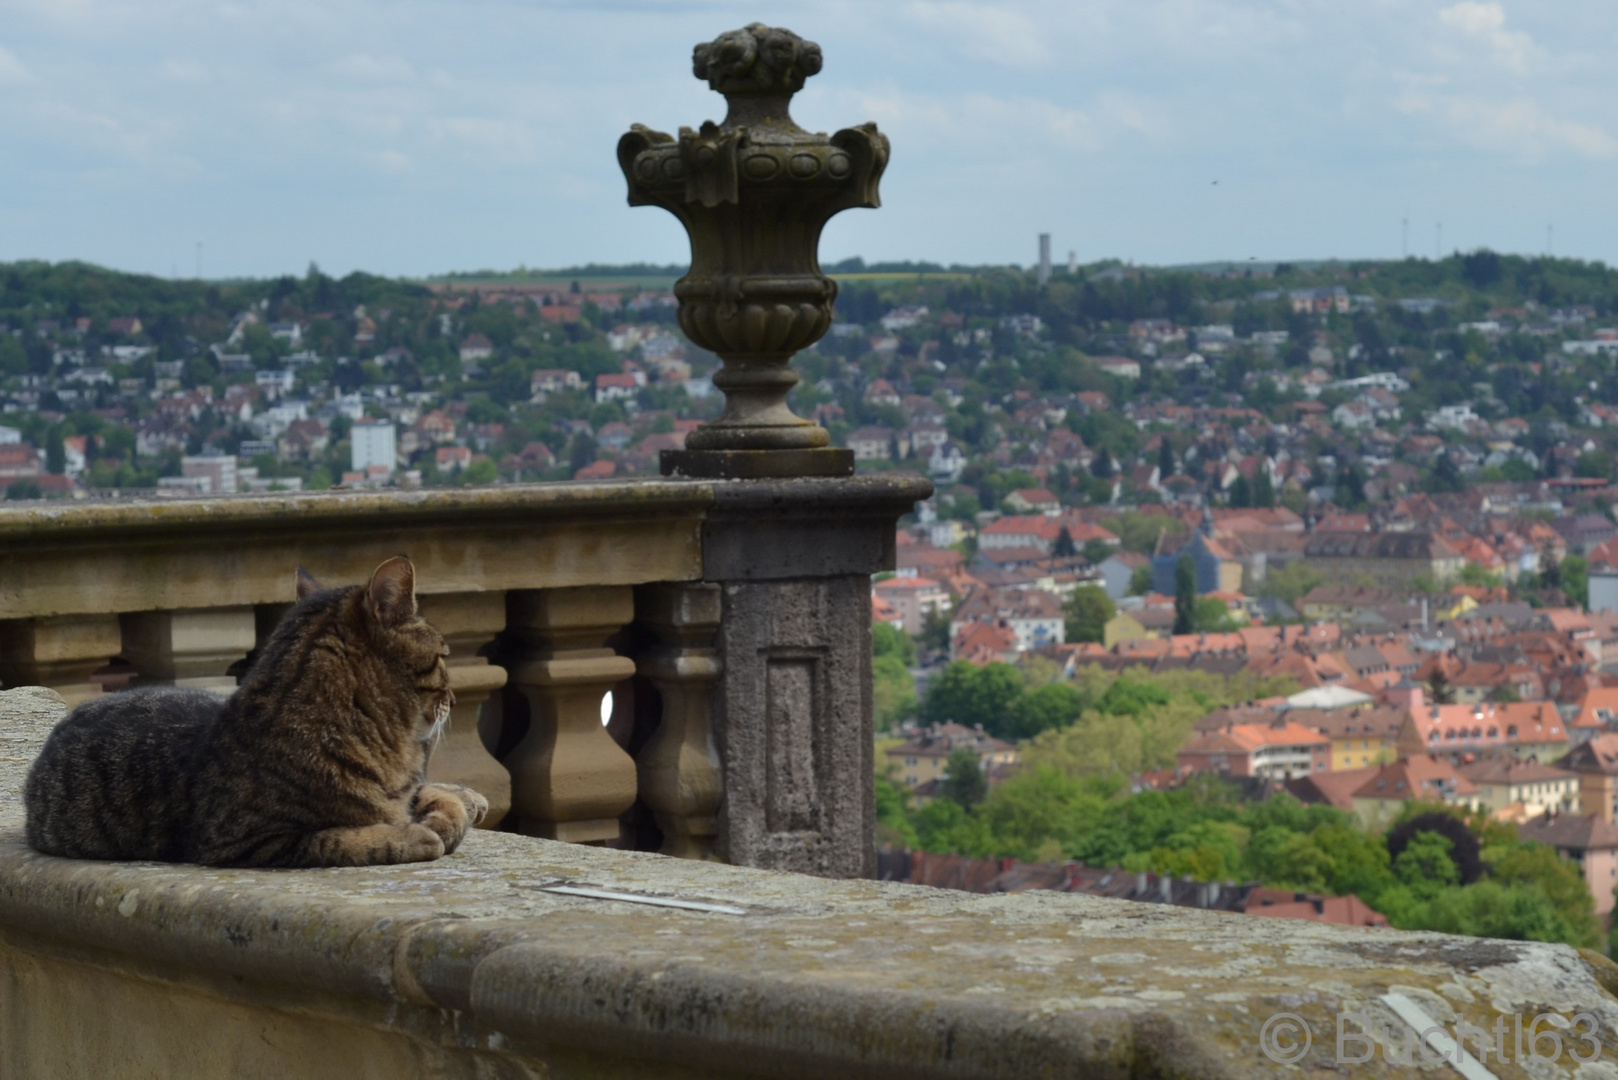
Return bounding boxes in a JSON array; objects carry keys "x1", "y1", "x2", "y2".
[{"x1": 0, "y1": 0, "x2": 1614, "y2": 278}]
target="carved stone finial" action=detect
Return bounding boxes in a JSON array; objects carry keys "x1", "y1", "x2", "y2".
[
  {"x1": 692, "y1": 23, "x2": 823, "y2": 97},
  {"x1": 619, "y1": 25, "x2": 888, "y2": 479}
]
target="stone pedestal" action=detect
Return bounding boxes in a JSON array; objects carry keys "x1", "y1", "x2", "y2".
[
  {"x1": 503, "y1": 587, "x2": 638, "y2": 844},
  {"x1": 418, "y1": 592, "x2": 511, "y2": 829},
  {"x1": 0, "y1": 615, "x2": 121, "y2": 705},
  {"x1": 120, "y1": 608, "x2": 256, "y2": 693},
  {"x1": 634, "y1": 583, "x2": 723, "y2": 859},
  {"x1": 701, "y1": 477, "x2": 928, "y2": 878}
]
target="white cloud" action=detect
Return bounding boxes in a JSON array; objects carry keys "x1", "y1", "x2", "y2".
[
  {"x1": 1397, "y1": 92, "x2": 1617, "y2": 161},
  {"x1": 330, "y1": 53, "x2": 415, "y2": 82},
  {"x1": 1438, "y1": 2, "x2": 1536, "y2": 73},
  {"x1": 0, "y1": 42, "x2": 34, "y2": 85},
  {"x1": 904, "y1": 1, "x2": 1050, "y2": 70},
  {"x1": 158, "y1": 58, "x2": 208, "y2": 84}
]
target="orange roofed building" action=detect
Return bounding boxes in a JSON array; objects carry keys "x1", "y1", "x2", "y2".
[
  {"x1": 1350, "y1": 755, "x2": 1481, "y2": 827},
  {"x1": 1177, "y1": 720, "x2": 1330, "y2": 781}
]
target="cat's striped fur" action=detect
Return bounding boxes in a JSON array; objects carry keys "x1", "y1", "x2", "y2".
[{"x1": 24, "y1": 557, "x2": 486, "y2": 867}]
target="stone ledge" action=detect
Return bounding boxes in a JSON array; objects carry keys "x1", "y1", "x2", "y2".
[
  {"x1": 0, "y1": 479, "x2": 721, "y2": 543},
  {"x1": 1, "y1": 686, "x2": 1613, "y2": 1079}
]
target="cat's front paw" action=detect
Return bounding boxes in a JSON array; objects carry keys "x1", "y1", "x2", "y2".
[
  {"x1": 413, "y1": 783, "x2": 485, "y2": 854},
  {"x1": 457, "y1": 787, "x2": 490, "y2": 827},
  {"x1": 416, "y1": 783, "x2": 489, "y2": 827}
]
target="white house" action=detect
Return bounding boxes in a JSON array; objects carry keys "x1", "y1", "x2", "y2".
[
  {"x1": 1428, "y1": 404, "x2": 1479, "y2": 432},
  {"x1": 1332, "y1": 401, "x2": 1376, "y2": 430},
  {"x1": 928, "y1": 441, "x2": 967, "y2": 483},
  {"x1": 351, "y1": 421, "x2": 397, "y2": 475},
  {"x1": 1094, "y1": 356, "x2": 1141, "y2": 379}
]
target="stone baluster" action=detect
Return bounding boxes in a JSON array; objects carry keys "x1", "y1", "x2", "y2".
[
  {"x1": 120, "y1": 608, "x2": 256, "y2": 693},
  {"x1": 417, "y1": 592, "x2": 511, "y2": 829},
  {"x1": 634, "y1": 582, "x2": 722, "y2": 859},
  {"x1": 503, "y1": 587, "x2": 638, "y2": 844},
  {"x1": 0, "y1": 615, "x2": 122, "y2": 705}
]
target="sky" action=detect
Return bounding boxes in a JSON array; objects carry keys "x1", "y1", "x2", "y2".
[{"x1": 0, "y1": 0, "x2": 1614, "y2": 279}]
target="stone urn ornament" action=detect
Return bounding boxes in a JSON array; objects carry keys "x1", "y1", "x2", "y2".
[{"x1": 619, "y1": 23, "x2": 889, "y2": 478}]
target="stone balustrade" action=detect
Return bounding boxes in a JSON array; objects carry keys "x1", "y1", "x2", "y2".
[
  {"x1": 0, "y1": 476, "x2": 926, "y2": 874},
  {"x1": 1, "y1": 685, "x2": 1614, "y2": 1078}
]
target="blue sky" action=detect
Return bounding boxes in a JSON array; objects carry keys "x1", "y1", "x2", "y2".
[{"x1": 0, "y1": 0, "x2": 1613, "y2": 278}]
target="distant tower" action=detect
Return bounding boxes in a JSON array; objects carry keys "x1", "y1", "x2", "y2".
[
  {"x1": 1067, "y1": 249, "x2": 1077, "y2": 275},
  {"x1": 1037, "y1": 233, "x2": 1051, "y2": 286}
]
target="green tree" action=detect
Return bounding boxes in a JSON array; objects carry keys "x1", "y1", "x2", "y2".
[
  {"x1": 1129, "y1": 563, "x2": 1153, "y2": 595},
  {"x1": 1173, "y1": 554, "x2": 1195, "y2": 635},
  {"x1": 1081, "y1": 537, "x2": 1113, "y2": 565},
  {"x1": 872, "y1": 622, "x2": 917, "y2": 666},
  {"x1": 1406, "y1": 881, "x2": 1584, "y2": 945},
  {"x1": 921, "y1": 662, "x2": 1024, "y2": 735},
  {"x1": 1501, "y1": 458, "x2": 1536, "y2": 482},
  {"x1": 461, "y1": 458, "x2": 499, "y2": 485},
  {"x1": 0, "y1": 334, "x2": 26, "y2": 376},
  {"x1": 1157, "y1": 437, "x2": 1174, "y2": 478},
  {"x1": 1191, "y1": 596, "x2": 1241, "y2": 632},
  {"x1": 45, "y1": 428, "x2": 65, "y2": 475},
  {"x1": 1575, "y1": 450, "x2": 1613, "y2": 480},
  {"x1": 872, "y1": 654, "x2": 916, "y2": 730},
  {"x1": 1052, "y1": 526, "x2": 1076, "y2": 558},
  {"x1": 1007, "y1": 681, "x2": 1083, "y2": 739},
  {"x1": 1392, "y1": 831, "x2": 1459, "y2": 900},
  {"x1": 918, "y1": 607, "x2": 951, "y2": 653},
  {"x1": 1110, "y1": 510, "x2": 1188, "y2": 554},
  {"x1": 1429, "y1": 453, "x2": 1464, "y2": 493},
  {"x1": 1426, "y1": 669, "x2": 1456, "y2": 705},
  {"x1": 1562, "y1": 554, "x2": 1589, "y2": 609},
  {"x1": 942, "y1": 746, "x2": 988, "y2": 810},
  {"x1": 874, "y1": 775, "x2": 918, "y2": 849},
  {"x1": 1227, "y1": 474, "x2": 1251, "y2": 508},
  {"x1": 1252, "y1": 559, "x2": 1321, "y2": 606},
  {"x1": 1333, "y1": 460, "x2": 1366, "y2": 509},
  {"x1": 1252, "y1": 470, "x2": 1276, "y2": 507},
  {"x1": 1064, "y1": 585, "x2": 1115, "y2": 644},
  {"x1": 1490, "y1": 843, "x2": 1598, "y2": 947},
  {"x1": 6, "y1": 479, "x2": 42, "y2": 500}
]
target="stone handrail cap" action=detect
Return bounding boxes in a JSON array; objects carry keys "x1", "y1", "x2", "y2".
[{"x1": 0, "y1": 687, "x2": 1611, "y2": 1078}]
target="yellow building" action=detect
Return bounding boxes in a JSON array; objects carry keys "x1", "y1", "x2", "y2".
[
  {"x1": 1293, "y1": 706, "x2": 1403, "y2": 771},
  {"x1": 1455, "y1": 758, "x2": 1580, "y2": 817},
  {"x1": 885, "y1": 723, "x2": 1018, "y2": 792}
]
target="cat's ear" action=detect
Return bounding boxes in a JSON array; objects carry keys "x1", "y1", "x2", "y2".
[
  {"x1": 295, "y1": 567, "x2": 323, "y2": 600},
  {"x1": 366, "y1": 556, "x2": 416, "y2": 625}
]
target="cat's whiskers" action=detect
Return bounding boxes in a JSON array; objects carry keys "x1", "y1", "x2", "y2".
[{"x1": 425, "y1": 693, "x2": 452, "y2": 749}]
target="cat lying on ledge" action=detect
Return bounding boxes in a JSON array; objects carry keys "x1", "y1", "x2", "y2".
[{"x1": 23, "y1": 556, "x2": 488, "y2": 868}]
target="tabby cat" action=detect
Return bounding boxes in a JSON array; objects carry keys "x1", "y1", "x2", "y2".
[{"x1": 24, "y1": 556, "x2": 488, "y2": 867}]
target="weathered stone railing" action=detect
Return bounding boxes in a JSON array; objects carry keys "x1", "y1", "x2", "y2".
[
  {"x1": 1, "y1": 686, "x2": 1614, "y2": 1078},
  {"x1": 0, "y1": 476, "x2": 926, "y2": 876}
]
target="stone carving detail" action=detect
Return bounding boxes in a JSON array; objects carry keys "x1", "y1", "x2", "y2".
[
  {"x1": 692, "y1": 23, "x2": 822, "y2": 96},
  {"x1": 619, "y1": 25, "x2": 889, "y2": 478}
]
